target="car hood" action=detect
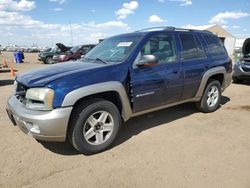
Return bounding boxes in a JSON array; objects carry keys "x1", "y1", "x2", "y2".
[
  {"x1": 17, "y1": 60, "x2": 104, "y2": 87},
  {"x1": 243, "y1": 38, "x2": 250, "y2": 55},
  {"x1": 56, "y1": 43, "x2": 71, "y2": 53}
]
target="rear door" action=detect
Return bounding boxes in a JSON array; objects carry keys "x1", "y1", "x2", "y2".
[
  {"x1": 130, "y1": 33, "x2": 183, "y2": 113},
  {"x1": 178, "y1": 33, "x2": 208, "y2": 100}
]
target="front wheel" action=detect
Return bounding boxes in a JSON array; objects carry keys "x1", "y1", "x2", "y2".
[
  {"x1": 45, "y1": 56, "x2": 53, "y2": 64},
  {"x1": 69, "y1": 99, "x2": 122, "y2": 154},
  {"x1": 196, "y1": 79, "x2": 221, "y2": 113}
]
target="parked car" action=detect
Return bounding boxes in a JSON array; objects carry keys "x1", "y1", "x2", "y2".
[
  {"x1": 38, "y1": 43, "x2": 71, "y2": 64},
  {"x1": 233, "y1": 38, "x2": 250, "y2": 83},
  {"x1": 52, "y1": 44, "x2": 95, "y2": 63},
  {"x1": 6, "y1": 27, "x2": 232, "y2": 154}
]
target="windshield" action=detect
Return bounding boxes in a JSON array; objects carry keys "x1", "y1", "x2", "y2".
[
  {"x1": 85, "y1": 34, "x2": 142, "y2": 62},
  {"x1": 71, "y1": 45, "x2": 82, "y2": 53}
]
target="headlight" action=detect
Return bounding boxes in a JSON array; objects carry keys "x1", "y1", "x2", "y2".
[
  {"x1": 13, "y1": 80, "x2": 17, "y2": 93},
  {"x1": 25, "y1": 88, "x2": 54, "y2": 110}
]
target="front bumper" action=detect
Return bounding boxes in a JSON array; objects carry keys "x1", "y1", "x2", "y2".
[
  {"x1": 37, "y1": 56, "x2": 45, "y2": 62},
  {"x1": 6, "y1": 96, "x2": 73, "y2": 142},
  {"x1": 233, "y1": 63, "x2": 250, "y2": 79}
]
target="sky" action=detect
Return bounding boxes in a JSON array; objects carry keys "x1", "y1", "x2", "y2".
[{"x1": 0, "y1": 0, "x2": 250, "y2": 47}]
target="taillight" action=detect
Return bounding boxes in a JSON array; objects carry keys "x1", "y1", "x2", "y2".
[{"x1": 227, "y1": 58, "x2": 233, "y2": 72}]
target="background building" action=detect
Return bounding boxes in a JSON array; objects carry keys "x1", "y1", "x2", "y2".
[{"x1": 184, "y1": 24, "x2": 236, "y2": 58}]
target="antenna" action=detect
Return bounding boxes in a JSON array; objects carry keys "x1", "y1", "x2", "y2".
[{"x1": 69, "y1": 21, "x2": 74, "y2": 46}]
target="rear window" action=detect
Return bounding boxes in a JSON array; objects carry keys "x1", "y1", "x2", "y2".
[
  {"x1": 203, "y1": 34, "x2": 227, "y2": 57},
  {"x1": 179, "y1": 33, "x2": 206, "y2": 60}
]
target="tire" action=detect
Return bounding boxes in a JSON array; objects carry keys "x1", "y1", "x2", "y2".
[
  {"x1": 68, "y1": 99, "x2": 122, "y2": 154},
  {"x1": 196, "y1": 79, "x2": 221, "y2": 113},
  {"x1": 233, "y1": 77, "x2": 243, "y2": 84},
  {"x1": 45, "y1": 56, "x2": 53, "y2": 64}
]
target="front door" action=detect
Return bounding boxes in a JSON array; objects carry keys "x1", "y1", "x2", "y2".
[{"x1": 130, "y1": 33, "x2": 183, "y2": 113}]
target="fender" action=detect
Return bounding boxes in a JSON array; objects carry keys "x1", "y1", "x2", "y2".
[
  {"x1": 61, "y1": 81, "x2": 133, "y2": 121},
  {"x1": 195, "y1": 66, "x2": 227, "y2": 98}
]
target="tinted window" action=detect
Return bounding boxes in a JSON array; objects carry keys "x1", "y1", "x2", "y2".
[
  {"x1": 203, "y1": 34, "x2": 227, "y2": 56},
  {"x1": 141, "y1": 34, "x2": 177, "y2": 64},
  {"x1": 179, "y1": 33, "x2": 206, "y2": 60},
  {"x1": 195, "y1": 35, "x2": 206, "y2": 58}
]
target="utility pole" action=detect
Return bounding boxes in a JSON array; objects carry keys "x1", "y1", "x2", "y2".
[{"x1": 69, "y1": 21, "x2": 74, "y2": 46}]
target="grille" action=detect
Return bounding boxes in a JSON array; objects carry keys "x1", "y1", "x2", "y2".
[
  {"x1": 16, "y1": 83, "x2": 28, "y2": 103},
  {"x1": 242, "y1": 67, "x2": 250, "y2": 72}
]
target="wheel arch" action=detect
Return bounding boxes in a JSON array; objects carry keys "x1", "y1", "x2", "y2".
[
  {"x1": 195, "y1": 66, "x2": 227, "y2": 98},
  {"x1": 62, "y1": 81, "x2": 132, "y2": 121}
]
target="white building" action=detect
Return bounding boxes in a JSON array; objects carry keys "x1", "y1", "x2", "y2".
[{"x1": 183, "y1": 24, "x2": 236, "y2": 57}]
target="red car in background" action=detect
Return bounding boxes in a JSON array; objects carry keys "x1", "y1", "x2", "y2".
[{"x1": 52, "y1": 44, "x2": 95, "y2": 63}]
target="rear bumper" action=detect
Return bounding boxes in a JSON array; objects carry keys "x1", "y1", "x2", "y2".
[
  {"x1": 222, "y1": 72, "x2": 232, "y2": 92},
  {"x1": 6, "y1": 96, "x2": 73, "y2": 142}
]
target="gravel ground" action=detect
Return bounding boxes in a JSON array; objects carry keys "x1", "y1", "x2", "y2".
[{"x1": 0, "y1": 52, "x2": 250, "y2": 188}]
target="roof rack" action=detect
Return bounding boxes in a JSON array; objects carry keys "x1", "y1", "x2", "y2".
[{"x1": 134, "y1": 26, "x2": 198, "y2": 33}]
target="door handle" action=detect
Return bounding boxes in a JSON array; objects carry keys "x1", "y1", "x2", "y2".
[{"x1": 173, "y1": 70, "x2": 178, "y2": 74}]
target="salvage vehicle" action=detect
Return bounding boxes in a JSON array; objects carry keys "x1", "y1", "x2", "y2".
[
  {"x1": 38, "y1": 43, "x2": 71, "y2": 64},
  {"x1": 52, "y1": 44, "x2": 95, "y2": 63},
  {"x1": 6, "y1": 27, "x2": 232, "y2": 154},
  {"x1": 233, "y1": 38, "x2": 250, "y2": 83}
]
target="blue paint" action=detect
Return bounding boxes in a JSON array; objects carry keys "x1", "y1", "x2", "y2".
[{"x1": 16, "y1": 29, "x2": 231, "y2": 111}]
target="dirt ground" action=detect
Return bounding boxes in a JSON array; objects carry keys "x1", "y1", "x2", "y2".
[{"x1": 0, "y1": 52, "x2": 250, "y2": 188}]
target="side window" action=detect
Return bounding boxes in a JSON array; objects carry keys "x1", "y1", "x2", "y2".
[
  {"x1": 203, "y1": 34, "x2": 227, "y2": 56},
  {"x1": 141, "y1": 34, "x2": 177, "y2": 64},
  {"x1": 179, "y1": 33, "x2": 206, "y2": 60},
  {"x1": 195, "y1": 35, "x2": 206, "y2": 58}
]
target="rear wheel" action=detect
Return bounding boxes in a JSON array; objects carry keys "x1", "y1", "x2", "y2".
[
  {"x1": 69, "y1": 99, "x2": 121, "y2": 154},
  {"x1": 196, "y1": 79, "x2": 221, "y2": 113}
]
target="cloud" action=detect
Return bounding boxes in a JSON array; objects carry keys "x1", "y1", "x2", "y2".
[
  {"x1": 51, "y1": 8, "x2": 63, "y2": 11},
  {"x1": 0, "y1": 9, "x2": 130, "y2": 46},
  {"x1": 209, "y1": 11, "x2": 250, "y2": 24},
  {"x1": 231, "y1": 25, "x2": 240, "y2": 29},
  {"x1": 49, "y1": 0, "x2": 66, "y2": 4},
  {"x1": 170, "y1": 0, "x2": 192, "y2": 6},
  {"x1": 85, "y1": 21, "x2": 129, "y2": 29},
  {"x1": 148, "y1": 15, "x2": 166, "y2": 23},
  {"x1": 158, "y1": 0, "x2": 165, "y2": 2},
  {"x1": 115, "y1": 1, "x2": 139, "y2": 19},
  {"x1": 90, "y1": 33, "x2": 107, "y2": 39},
  {"x1": 0, "y1": 0, "x2": 35, "y2": 11},
  {"x1": 182, "y1": 24, "x2": 214, "y2": 30}
]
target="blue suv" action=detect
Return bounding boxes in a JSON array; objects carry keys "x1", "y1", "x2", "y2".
[{"x1": 6, "y1": 27, "x2": 232, "y2": 154}]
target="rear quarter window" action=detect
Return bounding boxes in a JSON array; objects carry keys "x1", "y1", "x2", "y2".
[
  {"x1": 202, "y1": 34, "x2": 227, "y2": 57},
  {"x1": 179, "y1": 33, "x2": 206, "y2": 61}
]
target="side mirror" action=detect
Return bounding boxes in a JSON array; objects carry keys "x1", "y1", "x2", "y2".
[{"x1": 136, "y1": 55, "x2": 157, "y2": 67}]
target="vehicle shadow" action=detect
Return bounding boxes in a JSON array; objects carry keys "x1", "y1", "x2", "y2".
[
  {"x1": 233, "y1": 80, "x2": 250, "y2": 86},
  {"x1": 114, "y1": 96, "x2": 230, "y2": 148},
  {"x1": 38, "y1": 141, "x2": 81, "y2": 155},
  {"x1": 39, "y1": 96, "x2": 230, "y2": 155},
  {"x1": 0, "y1": 79, "x2": 14, "y2": 86}
]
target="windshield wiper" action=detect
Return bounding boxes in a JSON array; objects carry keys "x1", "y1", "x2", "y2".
[{"x1": 95, "y1": 57, "x2": 107, "y2": 64}]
